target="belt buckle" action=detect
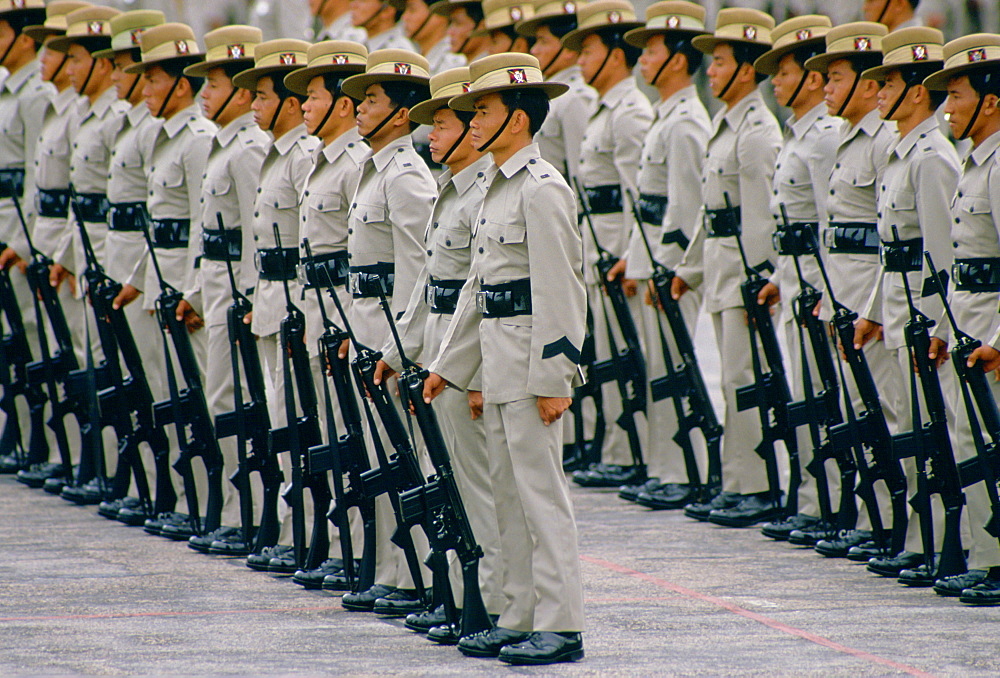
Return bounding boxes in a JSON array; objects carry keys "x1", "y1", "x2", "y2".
[
  {"x1": 822, "y1": 227, "x2": 836, "y2": 249},
  {"x1": 475, "y1": 290, "x2": 487, "y2": 314},
  {"x1": 296, "y1": 261, "x2": 311, "y2": 287},
  {"x1": 254, "y1": 250, "x2": 263, "y2": 273}
]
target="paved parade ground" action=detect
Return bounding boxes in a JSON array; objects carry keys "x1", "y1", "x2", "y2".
[{"x1": 2, "y1": 466, "x2": 999, "y2": 678}]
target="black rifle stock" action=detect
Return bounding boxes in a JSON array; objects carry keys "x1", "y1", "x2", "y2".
[{"x1": 563, "y1": 309, "x2": 606, "y2": 472}]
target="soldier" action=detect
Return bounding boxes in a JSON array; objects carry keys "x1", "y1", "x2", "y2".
[
  {"x1": 803, "y1": 21, "x2": 904, "y2": 560},
  {"x1": 672, "y1": 9, "x2": 782, "y2": 527},
  {"x1": 430, "y1": 0, "x2": 488, "y2": 64},
  {"x1": 620, "y1": 1, "x2": 712, "y2": 510},
  {"x1": 312, "y1": 0, "x2": 367, "y2": 42},
  {"x1": 562, "y1": 0, "x2": 653, "y2": 490},
  {"x1": 864, "y1": 0, "x2": 923, "y2": 32},
  {"x1": 281, "y1": 39, "x2": 368, "y2": 590},
  {"x1": 0, "y1": 0, "x2": 53, "y2": 474},
  {"x1": 179, "y1": 25, "x2": 269, "y2": 556},
  {"x1": 351, "y1": 0, "x2": 417, "y2": 52},
  {"x1": 855, "y1": 27, "x2": 960, "y2": 582},
  {"x1": 752, "y1": 15, "x2": 842, "y2": 542},
  {"x1": 229, "y1": 39, "x2": 319, "y2": 572},
  {"x1": 123, "y1": 22, "x2": 216, "y2": 539},
  {"x1": 478, "y1": 0, "x2": 534, "y2": 55},
  {"x1": 92, "y1": 9, "x2": 169, "y2": 528},
  {"x1": 423, "y1": 52, "x2": 586, "y2": 665},
  {"x1": 373, "y1": 66, "x2": 504, "y2": 643},
  {"x1": 404, "y1": 0, "x2": 466, "y2": 73},
  {"x1": 925, "y1": 35, "x2": 1000, "y2": 604}
]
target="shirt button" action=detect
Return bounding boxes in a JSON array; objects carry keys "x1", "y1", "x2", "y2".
[
  {"x1": 528, "y1": 159, "x2": 536, "y2": 164},
  {"x1": 352, "y1": 203, "x2": 357, "y2": 208},
  {"x1": 397, "y1": 148, "x2": 404, "y2": 152},
  {"x1": 478, "y1": 247, "x2": 484, "y2": 253},
  {"x1": 254, "y1": 211, "x2": 259, "y2": 217},
  {"x1": 348, "y1": 228, "x2": 353, "y2": 234},
  {"x1": 958, "y1": 191, "x2": 963, "y2": 198},
  {"x1": 829, "y1": 190, "x2": 834, "y2": 195},
  {"x1": 477, "y1": 172, "x2": 483, "y2": 178},
  {"x1": 427, "y1": 249, "x2": 433, "y2": 255},
  {"x1": 835, "y1": 163, "x2": 841, "y2": 169},
  {"x1": 499, "y1": 236, "x2": 504, "y2": 243},
  {"x1": 348, "y1": 142, "x2": 354, "y2": 148},
  {"x1": 445, "y1": 239, "x2": 452, "y2": 246},
  {"x1": 305, "y1": 190, "x2": 310, "y2": 197},
  {"x1": 953, "y1": 241, "x2": 958, "y2": 248},
  {"x1": 480, "y1": 218, "x2": 485, "y2": 225}
]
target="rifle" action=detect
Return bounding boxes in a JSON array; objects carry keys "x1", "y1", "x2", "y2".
[
  {"x1": 322, "y1": 270, "x2": 427, "y2": 602},
  {"x1": 563, "y1": 312, "x2": 606, "y2": 473},
  {"x1": 729, "y1": 193, "x2": 797, "y2": 514},
  {"x1": 572, "y1": 177, "x2": 646, "y2": 474},
  {"x1": 375, "y1": 280, "x2": 492, "y2": 639},
  {"x1": 779, "y1": 207, "x2": 857, "y2": 534},
  {"x1": 625, "y1": 189, "x2": 722, "y2": 501},
  {"x1": 301, "y1": 237, "x2": 376, "y2": 593},
  {"x1": 211, "y1": 213, "x2": 283, "y2": 554},
  {"x1": 138, "y1": 205, "x2": 224, "y2": 536},
  {"x1": 269, "y1": 225, "x2": 330, "y2": 571},
  {"x1": 893, "y1": 239, "x2": 965, "y2": 578}
]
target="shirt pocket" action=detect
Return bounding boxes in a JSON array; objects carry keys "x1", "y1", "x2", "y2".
[
  {"x1": 155, "y1": 162, "x2": 185, "y2": 189},
  {"x1": 836, "y1": 164, "x2": 876, "y2": 189},
  {"x1": 306, "y1": 192, "x2": 342, "y2": 215},
  {"x1": 485, "y1": 220, "x2": 526, "y2": 246},
  {"x1": 437, "y1": 226, "x2": 471, "y2": 250},
  {"x1": 204, "y1": 175, "x2": 233, "y2": 198},
  {"x1": 260, "y1": 186, "x2": 299, "y2": 211}
]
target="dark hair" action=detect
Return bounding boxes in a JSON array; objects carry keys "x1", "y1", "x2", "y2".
[
  {"x1": 161, "y1": 59, "x2": 205, "y2": 94},
  {"x1": 906, "y1": 0, "x2": 919, "y2": 8},
  {"x1": 464, "y1": 4, "x2": 484, "y2": 25},
  {"x1": 499, "y1": 88, "x2": 549, "y2": 135},
  {"x1": 927, "y1": 87, "x2": 946, "y2": 108},
  {"x1": 965, "y1": 69, "x2": 1000, "y2": 99},
  {"x1": 323, "y1": 72, "x2": 361, "y2": 107},
  {"x1": 262, "y1": 73, "x2": 308, "y2": 104},
  {"x1": 543, "y1": 16, "x2": 577, "y2": 40},
  {"x1": 732, "y1": 42, "x2": 769, "y2": 83},
  {"x1": 382, "y1": 80, "x2": 430, "y2": 131},
  {"x1": 4, "y1": 9, "x2": 45, "y2": 37},
  {"x1": 433, "y1": 104, "x2": 474, "y2": 125},
  {"x1": 595, "y1": 29, "x2": 641, "y2": 68},
  {"x1": 662, "y1": 35, "x2": 703, "y2": 75},
  {"x1": 220, "y1": 61, "x2": 250, "y2": 81},
  {"x1": 493, "y1": 25, "x2": 519, "y2": 43},
  {"x1": 841, "y1": 53, "x2": 883, "y2": 76},
  {"x1": 127, "y1": 47, "x2": 142, "y2": 63}
]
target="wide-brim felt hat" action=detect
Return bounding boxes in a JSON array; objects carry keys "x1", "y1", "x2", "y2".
[
  {"x1": 340, "y1": 48, "x2": 431, "y2": 100},
  {"x1": 449, "y1": 52, "x2": 567, "y2": 110},
  {"x1": 283, "y1": 40, "x2": 368, "y2": 95},
  {"x1": 861, "y1": 26, "x2": 944, "y2": 82},
  {"x1": 473, "y1": 0, "x2": 536, "y2": 37},
  {"x1": 429, "y1": 0, "x2": 482, "y2": 18},
  {"x1": 924, "y1": 33, "x2": 1000, "y2": 90},
  {"x1": 124, "y1": 22, "x2": 202, "y2": 74},
  {"x1": 623, "y1": 1, "x2": 707, "y2": 48},
  {"x1": 561, "y1": 0, "x2": 643, "y2": 52},
  {"x1": 0, "y1": 0, "x2": 45, "y2": 22},
  {"x1": 515, "y1": 0, "x2": 581, "y2": 38},
  {"x1": 230, "y1": 39, "x2": 310, "y2": 90},
  {"x1": 22, "y1": 1, "x2": 91, "y2": 43},
  {"x1": 183, "y1": 25, "x2": 262, "y2": 77},
  {"x1": 48, "y1": 6, "x2": 120, "y2": 53},
  {"x1": 409, "y1": 66, "x2": 472, "y2": 124},
  {"x1": 691, "y1": 7, "x2": 774, "y2": 55},
  {"x1": 804, "y1": 21, "x2": 887, "y2": 73},
  {"x1": 92, "y1": 10, "x2": 165, "y2": 60},
  {"x1": 753, "y1": 15, "x2": 831, "y2": 75}
]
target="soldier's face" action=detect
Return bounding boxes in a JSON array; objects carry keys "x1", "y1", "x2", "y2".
[
  {"x1": 142, "y1": 65, "x2": 180, "y2": 118},
  {"x1": 944, "y1": 75, "x2": 992, "y2": 141},
  {"x1": 302, "y1": 75, "x2": 336, "y2": 135},
  {"x1": 351, "y1": 0, "x2": 383, "y2": 27},
  {"x1": 0, "y1": 21, "x2": 15, "y2": 66},
  {"x1": 201, "y1": 67, "x2": 236, "y2": 120},
  {"x1": 39, "y1": 43, "x2": 65, "y2": 83},
  {"x1": 638, "y1": 35, "x2": 668, "y2": 85},
  {"x1": 487, "y1": 29, "x2": 514, "y2": 56},
  {"x1": 470, "y1": 92, "x2": 509, "y2": 151},
  {"x1": 66, "y1": 44, "x2": 96, "y2": 95},
  {"x1": 252, "y1": 76, "x2": 283, "y2": 130},
  {"x1": 577, "y1": 33, "x2": 610, "y2": 85},
  {"x1": 428, "y1": 107, "x2": 470, "y2": 164},
  {"x1": 530, "y1": 26, "x2": 565, "y2": 78},
  {"x1": 403, "y1": 0, "x2": 433, "y2": 38},
  {"x1": 771, "y1": 53, "x2": 805, "y2": 107},
  {"x1": 707, "y1": 44, "x2": 738, "y2": 98},
  {"x1": 111, "y1": 52, "x2": 139, "y2": 100},
  {"x1": 823, "y1": 59, "x2": 859, "y2": 118},
  {"x1": 876, "y1": 70, "x2": 910, "y2": 121},
  {"x1": 356, "y1": 83, "x2": 396, "y2": 139},
  {"x1": 447, "y1": 8, "x2": 481, "y2": 55}
]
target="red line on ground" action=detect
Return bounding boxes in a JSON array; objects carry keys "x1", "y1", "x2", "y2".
[
  {"x1": 0, "y1": 605, "x2": 343, "y2": 623},
  {"x1": 580, "y1": 554, "x2": 936, "y2": 678}
]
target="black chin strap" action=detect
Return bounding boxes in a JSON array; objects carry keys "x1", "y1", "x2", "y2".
[
  {"x1": 876, "y1": 0, "x2": 890, "y2": 24},
  {"x1": 79, "y1": 57, "x2": 97, "y2": 97},
  {"x1": 784, "y1": 69, "x2": 809, "y2": 108},
  {"x1": 649, "y1": 38, "x2": 685, "y2": 87},
  {"x1": 156, "y1": 75, "x2": 181, "y2": 118},
  {"x1": 717, "y1": 62, "x2": 742, "y2": 100},
  {"x1": 884, "y1": 72, "x2": 918, "y2": 122},
  {"x1": 359, "y1": 2, "x2": 388, "y2": 30},
  {"x1": 268, "y1": 94, "x2": 288, "y2": 132},
  {"x1": 408, "y1": 12, "x2": 435, "y2": 42},
  {"x1": 440, "y1": 121, "x2": 470, "y2": 164},
  {"x1": 0, "y1": 31, "x2": 20, "y2": 68},
  {"x1": 587, "y1": 41, "x2": 615, "y2": 86},
  {"x1": 125, "y1": 71, "x2": 141, "y2": 102},
  {"x1": 362, "y1": 103, "x2": 403, "y2": 140},
  {"x1": 835, "y1": 72, "x2": 861, "y2": 117},
  {"x1": 51, "y1": 53, "x2": 68, "y2": 82},
  {"x1": 456, "y1": 21, "x2": 481, "y2": 56},
  {"x1": 959, "y1": 94, "x2": 987, "y2": 141},
  {"x1": 211, "y1": 84, "x2": 239, "y2": 123},
  {"x1": 540, "y1": 46, "x2": 564, "y2": 76},
  {"x1": 314, "y1": 99, "x2": 338, "y2": 137},
  {"x1": 476, "y1": 102, "x2": 516, "y2": 152}
]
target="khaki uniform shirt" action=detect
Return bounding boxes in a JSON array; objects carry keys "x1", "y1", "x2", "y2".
[
  {"x1": 192, "y1": 111, "x2": 268, "y2": 328},
  {"x1": 628, "y1": 84, "x2": 711, "y2": 278},
  {"x1": 300, "y1": 128, "x2": 367, "y2": 353},
  {"x1": 862, "y1": 114, "x2": 960, "y2": 349},
  {"x1": 821, "y1": 109, "x2": 896, "y2": 320},
  {"x1": 0, "y1": 61, "x2": 52, "y2": 253},
  {"x1": 346, "y1": 134, "x2": 436, "y2": 350},
  {"x1": 577, "y1": 77, "x2": 652, "y2": 284},
  {"x1": 365, "y1": 24, "x2": 415, "y2": 52},
  {"x1": 430, "y1": 143, "x2": 586, "y2": 403},
  {"x1": 425, "y1": 36, "x2": 465, "y2": 74},
  {"x1": 32, "y1": 86, "x2": 83, "y2": 262},
  {"x1": 536, "y1": 64, "x2": 595, "y2": 184},
  {"x1": 105, "y1": 103, "x2": 159, "y2": 287},
  {"x1": 675, "y1": 89, "x2": 781, "y2": 314},
  {"x1": 249, "y1": 123, "x2": 318, "y2": 338},
  {"x1": 318, "y1": 12, "x2": 367, "y2": 42}
]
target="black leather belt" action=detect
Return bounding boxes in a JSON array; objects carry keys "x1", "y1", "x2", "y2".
[
  {"x1": 953, "y1": 258, "x2": 1000, "y2": 293},
  {"x1": 824, "y1": 222, "x2": 879, "y2": 254},
  {"x1": 583, "y1": 184, "x2": 623, "y2": 215},
  {"x1": 0, "y1": 169, "x2": 25, "y2": 199},
  {"x1": 476, "y1": 278, "x2": 531, "y2": 318},
  {"x1": 636, "y1": 193, "x2": 668, "y2": 225},
  {"x1": 298, "y1": 251, "x2": 349, "y2": 289},
  {"x1": 151, "y1": 218, "x2": 190, "y2": 249},
  {"x1": 201, "y1": 227, "x2": 242, "y2": 262},
  {"x1": 705, "y1": 206, "x2": 741, "y2": 238},
  {"x1": 772, "y1": 221, "x2": 819, "y2": 256},
  {"x1": 254, "y1": 247, "x2": 298, "y2": 281},
  {"x1": 36, "y1": 189, "x2": 70, "y2": 218},
  {"x1": 879, "y1": 238, "x2": 923, "y2": 273},
  {"x1": 425, "y1": 277, "x2": 464, "y2": 315},
  {"x1": 72, "y1": 192, "x2": 110, "y2": 223},
  {"x1": 350, "y1": 262, "x2": 394, "y2": 298},
  {"x1": 108, "y1": 202, "x2": 146, "y2": 232}
]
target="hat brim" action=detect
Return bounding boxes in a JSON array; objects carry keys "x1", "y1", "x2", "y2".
[
  {"x1": 230, "y1": 63, "x2": 302, "y2": 91},
  {"x1": 753, "y1": 37, "x2": 826, "y2": 76},
  {"x1": 691, "y1": 34, "x2": 769, "y2": 56},
  {"x1": 183, "y1": 55, "x2": 250, "y2": 78},
  {"x1": 924, "y1": 61, "x2": 1000, "y2": 91},
  {"x1": 92, "y1": 44, "x2": 137, "y2": 59},
  {"x1": 340, "y1": 71, "x2": 430, "y2": 101},
  {"x1": 623, "y1": 26, "x2": 708, "y2": 49},
  {"x1": 22, "y1": 25, "x2": 60, "y2": 42},
  {"x1": 561, "y1": 22, "x2": 645, "y2": 52},
  {"x1": 804, "y1": 50, "x2": 882, "y2": 73},
  {"x1": 860, "y1": 60, "x2": 943, "y2": 83},
  {"x1": 124, "y1": 54, "x2": 203, "y2": 74},
  {"x1": 46, "y1": 34, "x2": 112, "y2": 54},
  {"x1": 516, "y1": 13, "x2": 577, "y2": 38},
  {"x1": 283, "y1": 63, "x2": 366, "y2": 96},
  {"x1": 430, "y1": 0, "x2": 481, "y2": 16},
  {"x1": 449, "y1": 80, "x2": 568, "y2": 110},
  {"x1": 409, "y1": 95, "x2": 453, "y2": 125}
]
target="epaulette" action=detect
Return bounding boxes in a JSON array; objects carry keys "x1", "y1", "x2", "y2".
[
  {"x1": 295, "y1": 133, "x2": 318, "y2": 155},
  {"x1": 525, "y1": 156, "x2": 556, "y2": 182},
  {"x1": 188, "y1": 115, "x2": 216, "y2": 136},
  {"x1": 237, "y1": 125, "x2": 267, "y2": 148}
]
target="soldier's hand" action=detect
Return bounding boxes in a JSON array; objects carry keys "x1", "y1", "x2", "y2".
[
  {"x1": 423, "y1": 372, "x2": 448, "y2": 403},
  {"x1": 0, "y1": 246, "x2": 22, "y2": 271},
  {"x1": 49, "y1": 264, "x2": 76, "y2": 296},
  {"x1": 243, "y1": 309, "x2": 253, "y2": 325},
  {"x1": 338, "y1": 338, "x2": 350, "y2": 360},
  {"x1": 176, "y1": 299, "x2": 204, "y2": 334},
  {"x1": 757, "y1": 281, "x2": 780, "y2": 308},
  {"x1": 644, "y1": 280, "x2": 659, "y2": 308},
  {"x1": 112, "y1": 283, "x2": 141, "y2": 310},
  {"x1": 968, "y1": 345, "x2": 1000, "y2": 375},
  {"x1": 373, "y1": 360, "x2": 395, "y2": 385},
  {"x1": 537, "y1": 396, "x2": 571, "y2": 426},
  {"x1": 468, "y1": 390, "x2": 483, "y2": 420},
  {"x1": 853, "y1": 318, "x2": 882, "y2": 350},
  {"x1": 927, "y1": 337, "x2": 949, "y2": 370},
  {"x1": 670, "y1": 275, "x2": 689, "y2": 300}
]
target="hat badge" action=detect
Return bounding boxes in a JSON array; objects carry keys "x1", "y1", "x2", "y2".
[
  {"x1": 911, "y1": 44, "x2": 928, "y2": 61},
  {"x1": 279, "y1": 52, "x2": 297, "y2": 65},
  {"x1": 508, "y1": 67, "x2": 527, "y2": 83},
  {"x1": 394, "y1": 61, "x2": 411, "y2": 75},
  {"x1": 796, "y1": 29, "x2": 811, "y2": 41},
  {"x1": 666, "y1": 15, "x2": 680, "y2": 29},
  {"x1": 12, "y1": 0, "x2": 25, "y2": 7},
  {"x1": 462, "y1": 82, "x2": 471, "y2": 92},
  {"x1": 509, "y1": 6, "x2": 522, "y2": 21},
  {"x1": 969, "y1": 48, "x2": 987, "y2": 63},
  {"x1": 743, "y1": 25, "x2": 757, "y2": 40},
  {"x1": 562, "y1": 1, "x2": 575, "y2": 14},
  {"x1": 130, "y1": 28, "x2": 144, "y2": 45},
  {"x1": 87, "y1": 21, "x2": 103, "y2": 35},
  {"x1": 608, "y1": 10, "x2": 622, "y2": 23},
  {"x1": 227, "y1": 44, "x2": 245, "y2": 58},
  {"x1": 174, "y1": 40, "x2": 190, "y2": 55},
  {"x1": 333, "y1": 54, "x2": 349, "y2": 64},
  {"x1": 855, "y1": 36, "x2": 871, "y2": 51}
]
